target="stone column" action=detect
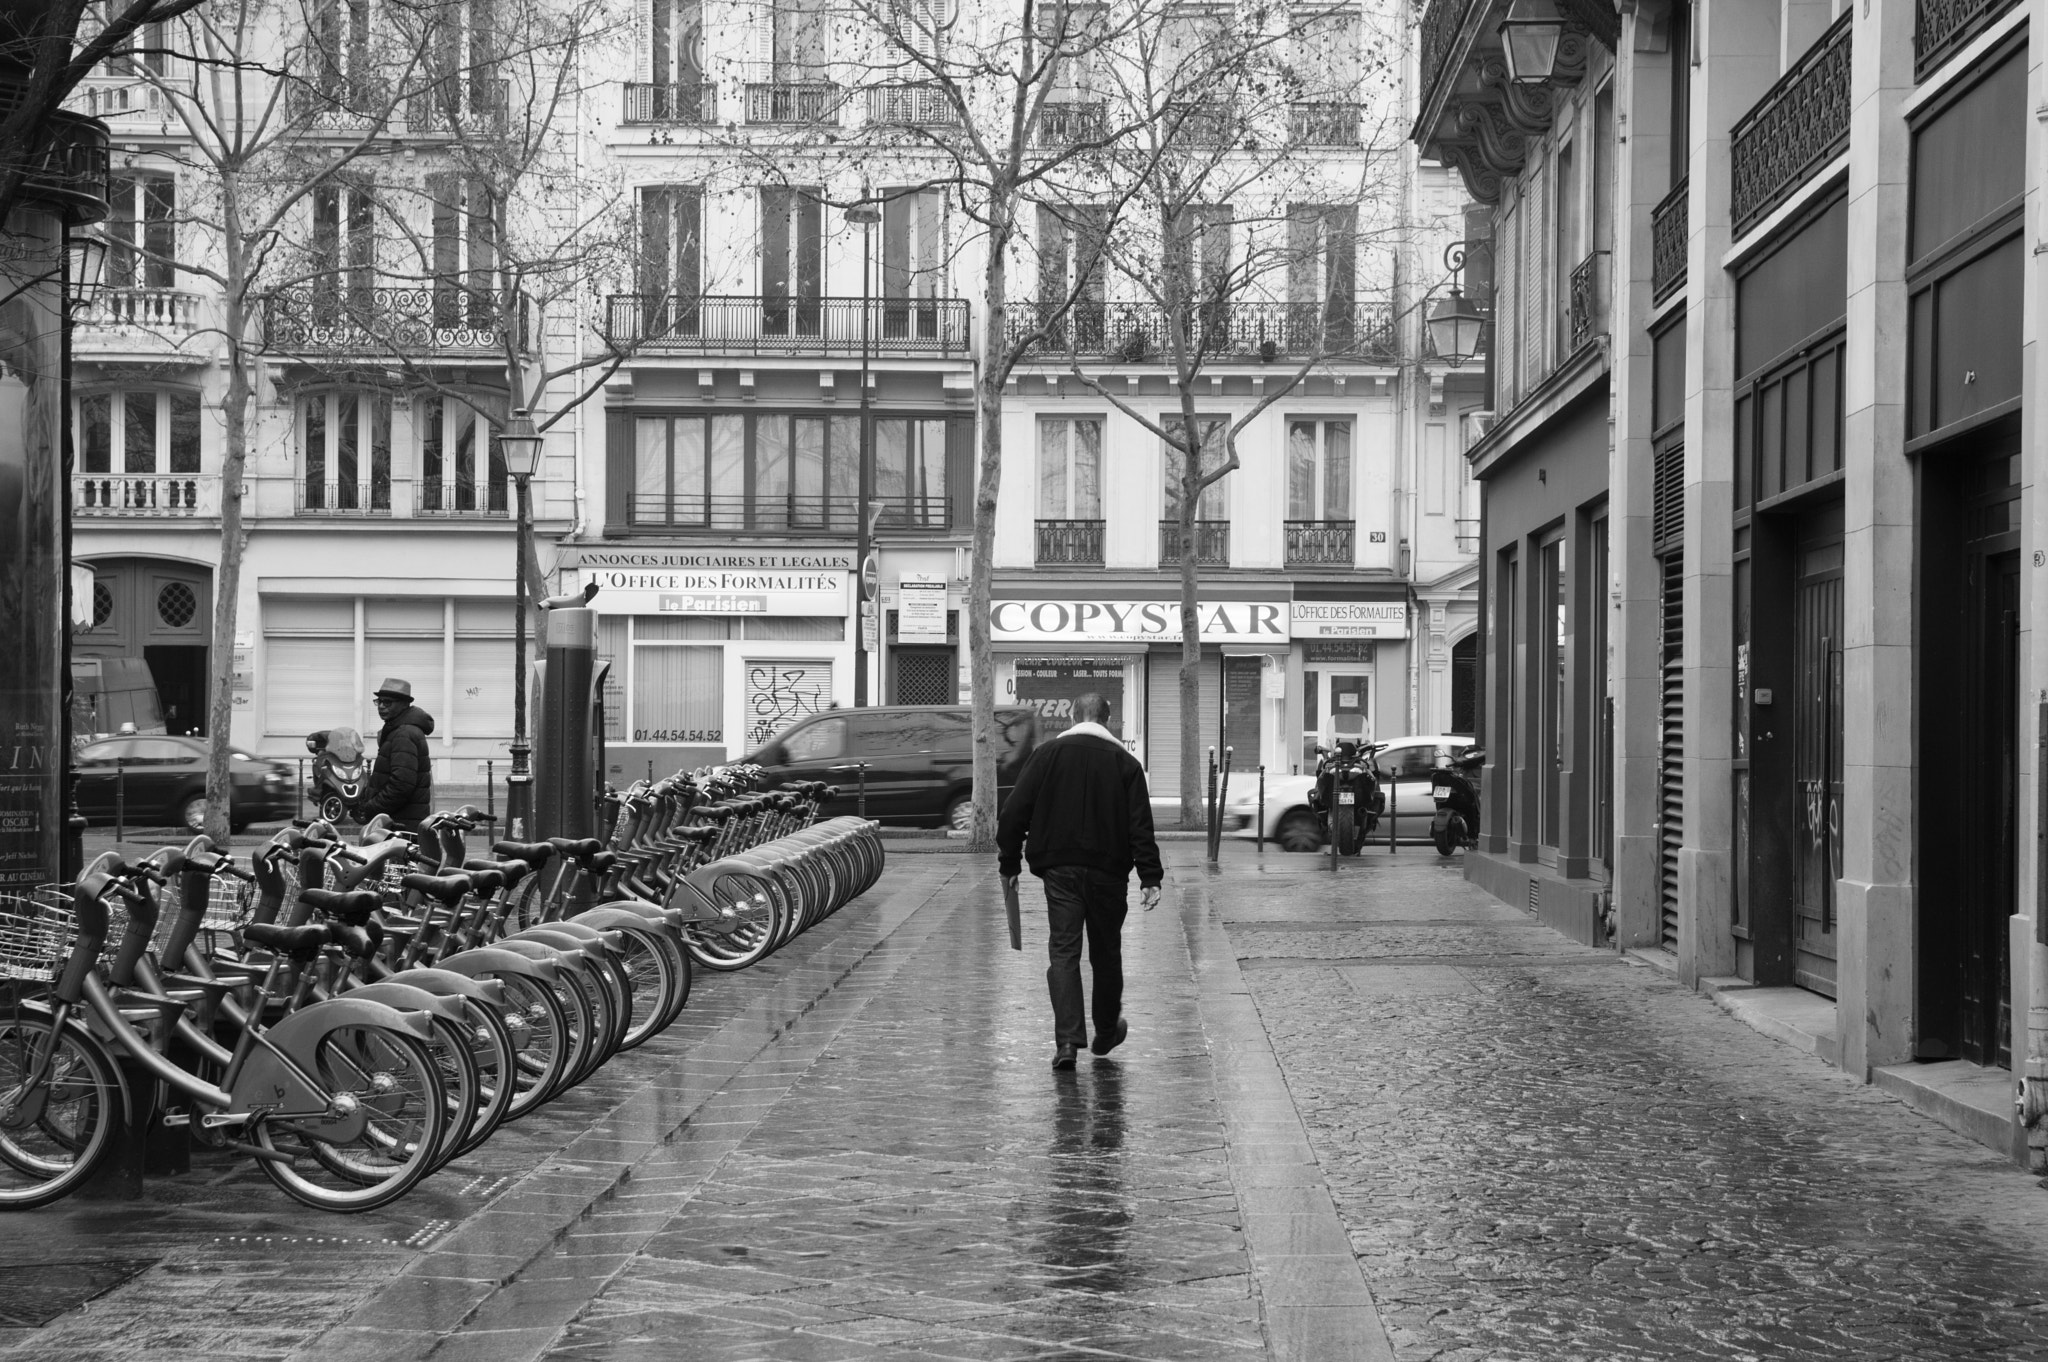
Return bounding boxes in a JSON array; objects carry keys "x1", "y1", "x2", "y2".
[
  {"x1": 1609, "y1": 7, "x2": 1676, "y2": 947},
  {"x1": 1834, "y1": 0, "x2": 1917, "y2": 1077}
]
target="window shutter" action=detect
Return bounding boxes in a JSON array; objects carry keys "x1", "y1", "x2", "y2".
[
  {"x1": 1036, "y1": 204, "x2": 1069, "y2": 301},
  {"x1": 265, "y1": 637, "x2": 355, "y2": 735},
  {"x1": 606, "y1": 408, "x2": 633, "y2": 533},
  {"x1": 1522, "y1": 167, "x2": 1545, "y2": 391},
  {"x1": 638, "y1": 186, "x2": 670, "y2": 298},
  {"x1": 883, "y1": 191, "x2": 910, "y2": 299},
  {"x1": 675, "y1": 187, "x2": 700, "y2": 298},
  {"x1": 753, "y1": 0, "x2": 775, "y2": 77},
  {"x1": 641, "y1": 0, "x2": 659, "y2": 83},
  {"x1": 452, "y1": 636, "x2": 514, "y2": 738}
]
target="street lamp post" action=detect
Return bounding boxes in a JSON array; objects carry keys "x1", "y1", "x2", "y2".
[
  {"x1": 60, "y1": 229, "x2": 107, "y2": 877},
  {"x1": 1427, "y1": 242, "x2": 1490, "y2": 369},
  {"x1": 846, "y1": 197, "x2": 881, "y2": 707},
  {"x1": 497, "y1": 408, "x2": 545, "y2": 838}
]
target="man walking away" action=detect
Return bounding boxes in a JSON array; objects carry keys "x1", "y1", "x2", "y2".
[
  {"x1": 997, "y1": 692, "x2": 1163, "y2": 1071},
  {"x1": 359, "y1": 677, "x2": 436, "y2": 832}
]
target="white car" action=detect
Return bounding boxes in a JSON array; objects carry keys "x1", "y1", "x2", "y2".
[{"x1": 1220, "y1": 734, "x2": 1479, "y2": 851}]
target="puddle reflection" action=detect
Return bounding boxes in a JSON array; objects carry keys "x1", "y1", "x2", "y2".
[{"x1": 1040, "y1": 1062, "x2": 1134, "y2": 1294}]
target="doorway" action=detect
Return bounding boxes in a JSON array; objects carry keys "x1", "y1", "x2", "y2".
[
  {"x1": 144, "y1": 644, "x2": 208, "y2": 736},
  {"x1": 1301, "y1": 670, "x2": 1371, "y2": 770},
  {"x1": 1790, "y1": 505, "x2": 1843, "y2": 997}
]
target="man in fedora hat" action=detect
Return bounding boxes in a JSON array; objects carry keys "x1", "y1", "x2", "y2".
[{"x1": 358, "y1": 677, "x2": 435, "y2": 830}]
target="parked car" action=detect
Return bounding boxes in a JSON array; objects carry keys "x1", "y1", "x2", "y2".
[
  {"x1": 1222, "y1": 734, "x2": 1479, "y2": 850},
  {"x1": 73, "y1": 735, "x2": 296, "y2": 832},
  {"x1": 746, "y1": 706, "x2": 1039, "y2": 829}
]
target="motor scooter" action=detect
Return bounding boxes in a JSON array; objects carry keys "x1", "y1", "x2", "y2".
[
  {"x1": 1430, "y1": 748, "x2": 1485, "y2": 855},
  {"x1": 1306, "y1": 739, "x2": 1386, "y2": 856},
  {"x1": 305, "y1": 726, "x2": 367, "y2": 824}
]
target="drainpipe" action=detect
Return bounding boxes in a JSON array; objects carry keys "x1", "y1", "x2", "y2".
[{"x1": 2023, "y1": 696, "x2": 2048, "y2": 1170}]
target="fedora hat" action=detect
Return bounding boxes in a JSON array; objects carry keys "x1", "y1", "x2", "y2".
[{"x1": 373, "y1": 677, "x2": 413, "y2": 701}]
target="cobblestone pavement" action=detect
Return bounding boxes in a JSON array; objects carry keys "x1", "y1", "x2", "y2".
[{"x1": 9, "y1": 843, "x2": 2048, "y2": 1360}]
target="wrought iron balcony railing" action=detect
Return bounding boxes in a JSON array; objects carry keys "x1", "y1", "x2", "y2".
[
  {"x1": 1284, "y1": 520, "x2": 1354, "y2": 566},
  {"x1": 1035, "y1": 519, "x2": 1105, "y2": 565},
  {"x1": 74, "y1": 472, "x2": 216, "y2": 517},
  {"x1": 26, "y1": 112, "x2": 109, "y2": 224},
  {"x1": 1729, "y1": 13, "x2": 1851, "y2": 237},
  {"x1": 1164, "y1": 99, "x2": 1236, "y2": 143},
  {"x1": 296, "y1": 479, "x2": 394, "y2": 516},
  {"x1": 263, "y1": 287, "x2": 528, "y2": 356},
  {"x1": 867, "y1": 82, "x2": 957, "y2": 125},
  {"x1": 75, "y1": 285, "x2": 205, "y2": 337},
  {"x1": 1006, "y1": 300, "x2": 1397, "y2": 363},
  {"x1": 1035, "y1": 100, "x2": 1106, "y2": 145},
  {"x1": 1917, "y1": 0, "x2": 2019, "y2": 77},
  {"x1": 745, "y1": 81, "x2": 840, "y2": 124},
  {"x1": 1418, "y1": 0, "x2": 1478, "y2": 125},
  {"x1": 1651, "y1": 177, "x2": 1688, "y2": 305},
  {"x1": 1289, "y1": 102, "x2": 1362, "y2": 146},
  {"x1": 606, "y1": 294, "x2": 971, "y2": 356},
  {"x1": 629, "y1": 492, "x2": 951, "y2": 533},
  {"x1": 415, "y1": 477, "x2": 509, "y2": 517},
  {"x1": 1568, "y1": 251, "x2": 1605, "y2": 354},
  {"x1": 623, "y1": 81, "x2": 716, "y2": 124},
  {"x1": 1159, "y1": 519, "x2": 1229, "y2": 567}
]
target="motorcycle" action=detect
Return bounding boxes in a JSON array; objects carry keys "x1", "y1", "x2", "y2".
[
  {"x1": 1306, "y1": 739, "x2": 1386, "y2": 856},
  {"x1": 305, "y1": 726, "x2": 367, "y2": 824},
  {"x1": 1430, "y1": 748, "x2": 1485, "y2": 856}
]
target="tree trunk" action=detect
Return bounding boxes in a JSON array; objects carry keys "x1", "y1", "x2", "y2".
[
  {"x1": 1176, "y1": 463, "x2": 1203, "y2": 829},
  {"x1": 202, "y1": 241, "x2": 249, "y2": 845},
  {"x1": 967, "y1": 199, "x2": 1012, "y2": 851}
]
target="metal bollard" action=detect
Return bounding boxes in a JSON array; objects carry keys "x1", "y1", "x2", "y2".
[
  {"x1": 114, "y1": 762, "x2": 125, "y2": 844},
  {"x1": 1256, "y1": 765, "x2": 1266, "y2": 853},
  {"x1": 1211, "y1": 746, "x2": 1233, "y2": 863},
  {"x1": 857, "y1": 761, "x2": 868, "y2": 819},
  {"x1": 487, "y1": 759, "x2": 496, "y2": 823},
  {"x1": 1204, "y1": 747, "x2": 1217, "y2": 855},
  {"x1": 1388, "y1": 775, "x2": 1397, "y2": 853},
  {"x1": 296, "y1": 756, "x2": 305, "y2": 821}
]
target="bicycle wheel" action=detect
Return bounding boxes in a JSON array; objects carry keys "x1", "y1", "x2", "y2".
[
  {"x1": 252, "y1": 1023, "x2": 446, "y2": 1212},
  {"x1": 0, "y1": 1013, "x2": 122, "y2": 1210},
  {"x1": 310, "y1": 1013, "x2": 474, "y2": 1178},
  {"x1": 612, "y1": 927, "x2": 686, "y2": 1049},
  {"x1": 493, "y1": 973, "x2": 568, "y2": 1122},
  {"x1": 450, "y1": 998, "x2": 516, "y2": 1159}
]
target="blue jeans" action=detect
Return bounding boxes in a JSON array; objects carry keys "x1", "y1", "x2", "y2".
[{"x1": 1042, "y1": 866, "x2": 1129, "y2": 1049}]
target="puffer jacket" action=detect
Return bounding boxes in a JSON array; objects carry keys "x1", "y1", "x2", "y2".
[{"x1": 365, "y1": 705, "x2": 435, "y2": 823}]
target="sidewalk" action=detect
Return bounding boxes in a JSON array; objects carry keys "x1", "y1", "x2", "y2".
[{"x1": 9, "y1": 844, "x2": 2048, "y2": 1360}]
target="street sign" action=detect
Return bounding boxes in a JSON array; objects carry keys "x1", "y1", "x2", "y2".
[{"x1": 860, "y1": 554, "x2": 879, "y2": 601}]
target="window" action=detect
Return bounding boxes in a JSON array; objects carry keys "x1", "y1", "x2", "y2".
[
  {"x1": 1038, "y1": 4, "x2": 1102, "y2": 99},
  {"x1": 77, "y1": 390, "x2": 201, "y2": 474},
  {"x1": 1159, "y1": 5, "x2": 1226, "y2": 87},
  {"x1": 882, "y1": 188, "x2": 944, "y2": 339},
  {"x1": 873, "y1": 417, "x2": 947, "y2": 526},
  {"x1": 1286, "y1": 418, "x2": 1351, "y2": 520},
  {"x1": 1161, "y1": 415, "x2": 1230, "y2": 519},
  {"x1": 784, "y1": 716, "x2": 845, "y2": 760},
  {"x1": 427, "y1": 173, "x2": 499, "y2": 331},
  {"x1": 302, "y1": 391, "x2": 392, "y2": 510},
  {"x1": 1288, "y1": 204, "x2": 1356, "y2": 343},
  {"x1": 419, "y1": 397, "x2": 506, "y2": 514},
  {"x1": 638, "y1": 185, "x2": 702, "y2": 310},
  {"x1": 762, "y1": 0, "x2": 830, "y2": 78},
  {"x1": 1295, "y1": 8, "x2": 1360, "y2": 95},
  {"x1": 412, "y1": 0, "x2": 504, "y2": 126},
  {"x1": 1036, "y1": 204, "x2": 1107, "y2": 344},
  {"x1": 631, "y1": 641, "x2": 723, "y2": 744},
  {"x1": 649, "y1": 0, "x2": 705, "y2": 87},
  {"x1": 1166, "y1": 205, "x2": 1232, "y2": 317},
  {"x1": 1539, "y1": 535, "x2": 1567, "y2": 849},
  {"x1": 858, "y1": 709, "x2": 966, "y2": 755},
  {"x1": 106, "y1": 171, "x2": 174, "y2": 290},
  {"x1": 1038, "y1": 417, "x2": 1101, "y2": 518},
  {"x1": 311, "y1": 175, "x2": 375, "y2": 319},
  {"x1": 309, "y1": 0, "x2": 387, "y2": 107},
  {"x1": 760, "y1": 188, "x2": 823, "y2": 334},
  {"x1": 1379, "y1": 744, "x2": 1441, "y2": 780},
  {"x1": 100, "y1": 12, "x2": 168, "y2": 77}
]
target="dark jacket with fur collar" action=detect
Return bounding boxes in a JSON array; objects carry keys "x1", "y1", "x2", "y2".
[{"x1": 366, "y1": 705, "x2": 435, "y2": 822}]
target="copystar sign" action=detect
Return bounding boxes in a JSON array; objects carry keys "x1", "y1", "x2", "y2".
[{"x1": 991, "y1": 599, "x2": 1287, "y2": 643}]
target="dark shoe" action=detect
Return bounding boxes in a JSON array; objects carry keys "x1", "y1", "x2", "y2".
[
  {"x1": 1052, "y1": 1044, "x2": 1078, "y2": 1071},
  {"x1": 1090, "y1": 1018, "x2": 1128, "y2": 1056}
]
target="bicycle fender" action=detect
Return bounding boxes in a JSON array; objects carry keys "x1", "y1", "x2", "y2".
[
  {"x1": 226, "y1": 996, "x2": 436, "y2": 1138},
  {"x1": 0, "y1": 999, "x2": 134, "y2": 1134},
  {"x1": 584, "y1": 896, "x2": 669, "y2": 923},
  {"x1": 382, "y1": 967, "x2": 510, "y2": 1008},
  {"x1": 571, "y1": 905, "x2": 681, "y2": 939},
  {"x1": 342, "y1": 982, "x2": 468, "y2": 1025},
  {"x1": 435, "y1": 945, "x2": 563, "y2": 985}
]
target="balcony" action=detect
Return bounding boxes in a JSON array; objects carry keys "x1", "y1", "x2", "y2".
[
  {"x1": 1035, "y1": 519, "x2": 1104, "y2": 566},
  {"x1": 1285, "y1": 520, "x2": 1354, "y2": 566},
  {"x1": 415, "y1": 477, "x2": 509, "y2": 518},
  {"x1": 1729, "y1": 13, "x2": 1851, "y2": 238},
  {"x1": 1567, "y1": 251, "x2": 1605, "y2": 354},
  {"x1": 1289, "y1": 102, "x2": 1361, "y2": 147},
  {"x1": 407, "y1": 78, "x2": 512, "y2": 134},
  {"x1": 629, "y1": 493, "x2": 950, "y2": 534},
  {"x1": 1035, "y1": 101, "x2": 1105, "y2": 145},
  {"x1": 74, "y1": 472, "x2": 216, "y2": 518},
  {"x1": 296, "y1": 480, "x2": 394, "y2": 516},
  {"x1": 76, "y1": 79, "x2": 166, "y2": 122},
  {"x1": 1918, "y1": 0, "x2": 2020, "y2": 75},
  {"x1": 1006, "y1": 300, "x2": 1397, "y2": 364},
  {"x1": 1164, "y1": 99, "x2": 1236, "y2": 144},
  {"x1": 1418, "y1": 0, "x2": 1477, "y2": 128},
  {"x1": 263, "y1": 288, "x2": 528, "y2": 358},
  {"x1": 1159, "y1": 520, "x2": 1229, "y2": 567},
  {"x1": 605, "y1": 295, "x2": 971, "y2": 357},
  {"x1": 623, "y1": 81, "x2": 716, "y2": 124},
  {"x1": 745, "y1": 82, "x2": 840, "y2": 124},
  {"x1": 867, "y1": 82, "x2": 956, "y2": 126},
  {"x1": 1651, "y1": 178, "x2": 1688, "y2": 305}
]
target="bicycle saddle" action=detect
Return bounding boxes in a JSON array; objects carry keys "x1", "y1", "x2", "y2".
[
  {"x1": 462, "y1": 858, "x2": 530, "y2": 888},
  {"x1": 243, "y1": 922, "x2": 332, "y2": 958},
  {"x1": 465, "y1": 867, "x2": 508, "y2": 896},
  {"x1": 583, "y1": 851, "x2": 618, "y2": 874},
  {"x1": 548, "y1": 837, "x2": 605, "y2": 858},
  {"x1": 492, "y1": 840, "x2": 557, "y2": 866},
  {"x1": 298, "y1": 887, "x2": 383, "y2": 923},
  {"x1": 327, "y1": 922, "x2": 380, "y2": 959},
  {"x1": 401, "y1": 872, "x2": 473, "y2": 905}
]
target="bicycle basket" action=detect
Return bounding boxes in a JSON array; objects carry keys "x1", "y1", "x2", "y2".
[
  {"x1": 151, "y1": 873, "x2": 254, "y2": 954},
  {"x1": 0, "y1": 885, "x2": 77, "y2": 982}
]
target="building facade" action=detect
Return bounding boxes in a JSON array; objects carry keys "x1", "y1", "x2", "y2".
[{"x1": 1422, "y1": 0, "x2": 2048, "y2": 1162}]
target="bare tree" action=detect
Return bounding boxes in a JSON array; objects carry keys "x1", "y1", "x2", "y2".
[
  {"x1": 129, "y1": 0, "x2": 450, "y2": 840},
  {"x1": 1057, "y1": 2, "x2": 1406, "y2": 823}
]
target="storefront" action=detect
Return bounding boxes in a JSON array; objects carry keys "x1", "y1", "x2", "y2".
[
  {"x1": 1289, "y1": 593, "x2": 1411, "y2": 771},
  {"x1": 561, "y1": 546, "x2": 856, "y2": 780}
]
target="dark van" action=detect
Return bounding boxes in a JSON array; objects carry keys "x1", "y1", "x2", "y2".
[{"x1": 747, "y1": 705, "x2": 1038, "y2": 829}]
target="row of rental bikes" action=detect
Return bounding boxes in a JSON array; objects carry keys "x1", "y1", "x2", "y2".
[{"x1": 0, "y1": 764, "x2": 883, "y2": 1213}]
